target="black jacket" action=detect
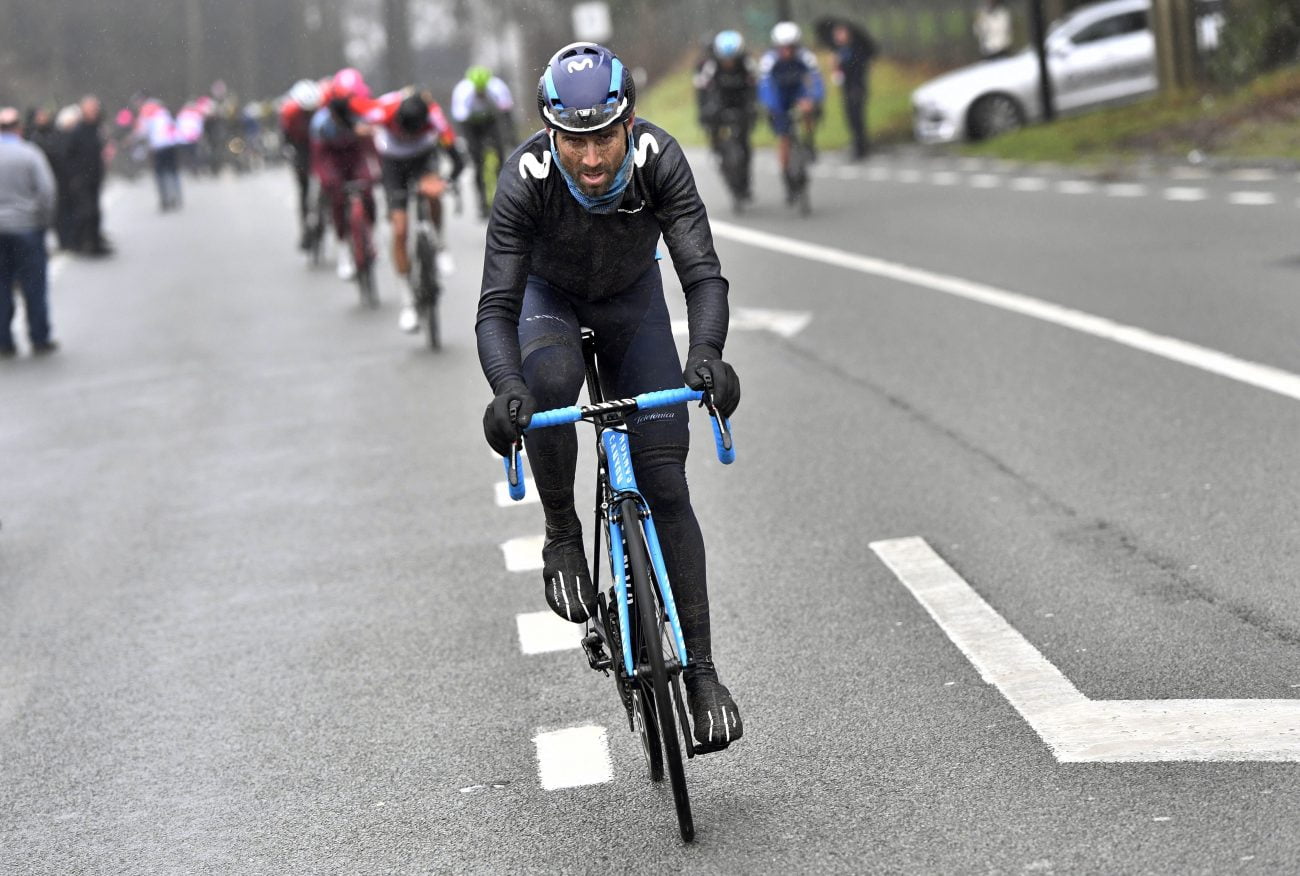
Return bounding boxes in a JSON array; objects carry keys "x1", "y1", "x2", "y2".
[{"x1": 476, "y1": 119, "x2": 729, "y2": 392}]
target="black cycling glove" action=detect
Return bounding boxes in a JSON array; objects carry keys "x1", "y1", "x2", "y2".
[
  {"x1": 683, "y1": 345, "x2": 740, "y2": 419},
  {"x1": 483, "y1": 379, "x2": 537, "y2": 456}
]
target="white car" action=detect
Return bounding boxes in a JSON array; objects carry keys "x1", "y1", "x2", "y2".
[{"x1": 912, "y1": 0, "x2": 1223, "y2": 143}]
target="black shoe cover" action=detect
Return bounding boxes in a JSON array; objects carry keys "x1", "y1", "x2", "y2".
[
  {"x1": 541, "y1": 535, "x2": 595, "y2": 623},
  {"x1": 684, "y1": 659, "x2": 743, "y2": 750}
]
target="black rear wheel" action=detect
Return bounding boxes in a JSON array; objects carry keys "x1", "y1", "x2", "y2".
[
  {"x1": 622, "y1": 499, "x2": 694, "y2": 842},
  {"x1": 415, "y1": 231, "x2": 440, "y2": 349}
]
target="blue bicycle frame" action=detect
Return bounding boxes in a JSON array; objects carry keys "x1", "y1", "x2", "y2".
[{"x1": 501, "y1": 385, "x2": 734, "y2": 678}]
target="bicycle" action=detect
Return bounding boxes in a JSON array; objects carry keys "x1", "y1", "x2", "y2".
[
  {"x1": 344, "y1": 179, "x2": 378, "y2": 307},
  {"x1": 712, "y1": 109, "x2": 751, "y2": 215},
  {"x1": 783, "y1": 127, "x2": 813, "y2": 218},
  {"x1": 500, "y1": 329, "x2": 735, "y2": 843},
  {"x1": 304, "y1": 179, "x2": 329, "y2": 268},
  {"x1": 409, "y1": 191, "x2": 442, "y2": 350}
]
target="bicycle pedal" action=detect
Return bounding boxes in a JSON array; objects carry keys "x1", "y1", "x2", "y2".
[{"x1": 581, "y1": 632, "x2": 611, "y2": 673}]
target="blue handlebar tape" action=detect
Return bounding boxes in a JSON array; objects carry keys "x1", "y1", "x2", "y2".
[
  {"x1": 711, "y1": 414, "x2": 736, "y2": 464},
  {"x1": 524, "y1": 405, "x2": 584, "y2": 431},
  {"x1": 502, "y1": 454, "x2": 526, "y2": 500},
  {"x1": 634, "y1": 387, "x2": 703, "y2": 409}
]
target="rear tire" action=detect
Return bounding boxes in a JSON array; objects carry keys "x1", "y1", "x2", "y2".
[
  {"x1": 622, "y1": 499, "x2": 694, "y2": 842},
  {"x1": 415, "y1": 231, "x2": 440, "y2": 349},
  {"x1": 350, "y1": 195, "x2": 377, "y2": 308}
]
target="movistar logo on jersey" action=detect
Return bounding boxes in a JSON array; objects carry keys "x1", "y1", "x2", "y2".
[
  {"x1": 634, "y1": 132, "x2": 660, "y2": 168},
  {"x1": 519, "y1": 150, "x2": 552, "y2": 180}
]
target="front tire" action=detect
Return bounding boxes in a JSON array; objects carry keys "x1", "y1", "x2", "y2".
[
  {"x1": 967, "y1": 93, "x2": 1025, "y2": 141},
  {"x1": 622, "y1": 499, "x2": 694, "y2": 842}
]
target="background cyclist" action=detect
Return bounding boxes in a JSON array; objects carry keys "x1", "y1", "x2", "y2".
[
  {"x1": 477, "y1": 42, "x2": 743, "y2": 751},
  {"x1": 309, "y1": 68, "x2": 378, "y2": 281},
  {"x1": 758, "y1": 21, "x2": 824, "y2": 200},
  {"x1": 279, "y1": 79, "x2": 323, "y2": 251},
  {"x1": 365, "y1": 88, "x2": 465, "y2": 333},
  {"x1": 449, "y1": 66, "x2": 514, "y2": 220},
  {"x1": 693, "y1": 29, "x2": 758, "y2": 203}
]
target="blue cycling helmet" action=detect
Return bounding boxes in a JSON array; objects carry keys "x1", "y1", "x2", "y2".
[
  {"x1": 536, "y1": 42, "x2": 636, "y2": 133},
  {"x1": 713, "y1": 30, "x2": 744, "y2": 60}
]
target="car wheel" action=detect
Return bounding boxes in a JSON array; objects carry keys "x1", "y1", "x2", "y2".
[{"x1": 968, "y1": 94, "x2": 1024, "y2": 141}]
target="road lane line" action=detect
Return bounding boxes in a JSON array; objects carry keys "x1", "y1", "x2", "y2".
[
  {"x1": 871, "y1": 537, "x2": 1300, "y2": 762},
  {"x1": 1228, "y1": 169, "x2": 1276, "y2": 182},
  {"x1": 866, "y1": 166, "x2": 892, "y2": 181},
  {"x1": 534, "y1": 725, "x2": 613, "y2": 789},
  {"x1": 517, "y1": 611, "x2": 584, "y2": 655},
  {"x1": 711, "y1": 221, "x2": 1300, "y2": 403},
  {"x1": 1164, "y1": 186, "x2": 1207, "y2": 201},
  {"x1": 496, "y1": 479, "x2": 539, "y2": 506},
  {"x1": 969, "y1": 174, "x2": 1002, "y2": 188},
  {"x1": 1011, "y1": 177, "x2": 1048, "y2": 192},
  {"x1": 931, "y1": 171, "x2": 961, "y2": 185},
  {"x1": 1057, "y1": 180, "x2": 1098, "y2": 195},
  {"x1": 898, "y1": 169, "x2": 924, "y2": 183},
  {"x1": 1105, "y1": 183, "x2": 1148, "y2": 198},
  {"x1": 502, "y1": 535, "x2": 544, "y2": 572},
  {"x1": 1228, "y1": 191, "x2": 1277, "y2": 206}
]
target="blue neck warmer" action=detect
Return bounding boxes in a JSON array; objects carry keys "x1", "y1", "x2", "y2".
[{"x1": 551, "y1": 130, "x2": 636, "y2": 215}]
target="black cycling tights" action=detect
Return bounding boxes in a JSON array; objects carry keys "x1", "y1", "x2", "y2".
[{"x1": 519, "y1": 265, "x2": 712, "y2": 659}]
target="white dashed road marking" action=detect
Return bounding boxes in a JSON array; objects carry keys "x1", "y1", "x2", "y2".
[
  {"x1": 1228, "y1": 191, "x2": 1277, "y2": 206},
  {"x1": 931, "y1": 171, "x2": 961, "y2": 185},
  {"x1": 871, "y1": 537, "x2": 1300, "y2": 762},
  {"x1": 516, "y1": 611, "x2": 584, "y2": 655},
  {"x1": 534, "y1": 725, "x2": 613, "y2": 789},
  {"x1": 501, "y1": 535, "x2": 545, "y2": 572},
  {"x1": 1011, "y1": 177, "x2": 1048, "y2": 191},
  {"x1": 969, "y1": 174, "x2": 1002, "y2": 188},
  {"x1": 711, "y1": 220, "x2": 1300, "y2": 403},
  {"x1": 1056, "y1": 180, "x2": 1098, "y2": 195},
  {"x1": 1163, "y1": 187, "x2": 1208, "y2": 201},
  {"x1": 1105, "y1": 183, "x2": 1148, "y2": 198}
]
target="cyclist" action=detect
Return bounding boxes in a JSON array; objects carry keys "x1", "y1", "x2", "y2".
[
  {"x1": 280, "y1": 79, "x2": 323, "y2": 250},
  {"x1": 693, "y1": 29, "x2": 757, "y2": 202},
  {"x1": 309, "y1": 68, "x2": 378, "y2": 281},
  {"x1": 757, "y1": 21, "x2": 824, "y2": 201},
  {"x1": 450, "y1": 65, "x2": 513, "y2": 219},
  {"x1": 477, "y1": 42, "x2": 743, "y2": 750},
  {"x1": 365, "y1": 88, "x2": 465, "y2": 333}
]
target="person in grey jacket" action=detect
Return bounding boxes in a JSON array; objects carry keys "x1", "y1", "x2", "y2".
[{"x1": 0, "y1": 106, "x2": 59, "y2": 356}]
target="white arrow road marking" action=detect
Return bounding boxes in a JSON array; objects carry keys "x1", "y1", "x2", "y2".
[
  {"x1": 672, "y1": 306, "x2": 811, "y2": 339},
  {"x1": 501, "y1": 535, "x2": 544, "y2": 572},
  {"x1": 534, "y1": 725, "x2": 613, "y2": 789},
  {"x1": 871, "y1": 537, "x2": 1300, "y2": 762},
  {"x1": 495, "y1": 479, "x2": 539, "y2": 507},
  {"x1": 517, "y1": 611, "x2": 584, "y2": 655},
  {"x1": 709, "y1": 221, "x2": 1300, "y2": 403}
]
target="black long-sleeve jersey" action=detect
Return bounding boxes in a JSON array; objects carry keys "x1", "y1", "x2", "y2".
[{"x1": 475, "y1": 119, "x2": 730, "y2": 393}]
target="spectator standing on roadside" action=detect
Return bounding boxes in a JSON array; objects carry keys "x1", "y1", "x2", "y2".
[
  {"x1": 831, "y1": 22, "x2": 877, "y2": 161},
  {"x1": 137, "y1": 99, "x2": 182, "y2": 211},
  {"x1": 0, "y1": 107, "x2": 59, "y2": 357},
  {"x1": 65, "y1": 95, "x2": 113, "y2": 256},
  {"x1": 974, "y1": 0, "x2": 1014, "y2": 60}
]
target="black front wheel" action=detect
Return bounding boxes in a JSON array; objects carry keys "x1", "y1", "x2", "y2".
[
  {"x1": 622, "y1": 499, "x2": 694, "y2": 842},
  {"x1": 967, "y1": 93, "x2": 1025, "y2": 141}
]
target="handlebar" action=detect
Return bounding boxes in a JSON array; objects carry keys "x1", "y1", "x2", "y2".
[{"x1": 501, "y1": 386, "x2": 734, "y2": 501}]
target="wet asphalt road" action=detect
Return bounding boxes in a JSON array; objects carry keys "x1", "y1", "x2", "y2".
[{"x1": 2, "y1": 149, "x2": 1299, "y2": 874}]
